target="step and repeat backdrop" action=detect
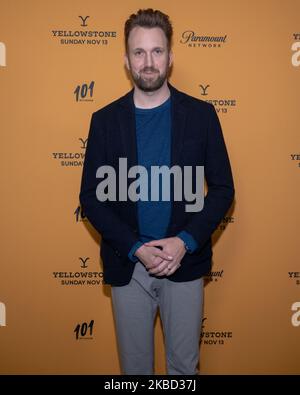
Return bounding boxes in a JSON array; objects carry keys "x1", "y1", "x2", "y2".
[{"x1": 0, "y1": 0, "x2": 299, "y2": 374}]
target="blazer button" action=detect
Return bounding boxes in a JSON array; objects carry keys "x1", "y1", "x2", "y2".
[{"x1": 115, "y1": 250, "x2": 121, "y2": 257}]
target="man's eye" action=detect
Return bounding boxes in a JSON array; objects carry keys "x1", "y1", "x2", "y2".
[
  {"x1": 155, "y1": 49, "x2": 162, "y2": 54},
  {"x1": 135, "y1": 51, "x2": 142, "y2": 56}
]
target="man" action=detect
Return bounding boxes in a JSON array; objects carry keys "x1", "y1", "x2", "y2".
[{"x1": 80, "y1": 9, "x2": 234, "y2": 375}]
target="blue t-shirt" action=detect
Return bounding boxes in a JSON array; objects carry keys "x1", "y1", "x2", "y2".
[{"x1": 128, "y1": 97, "x2": 198, "y2": 262}]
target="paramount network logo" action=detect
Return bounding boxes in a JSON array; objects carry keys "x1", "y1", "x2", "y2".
[
  {"x1": 180, "y1": 31, "x2": 227, "y2": 48},
  {"x1": 0, "y1": 42, "x2": 6, "y2": 67},
  {"x1": 291, "y1": 33, "x2": 300, "y2": 67},
  {"x1": 204, "y1": 269, "x2": 224, "y2": 284},
  {"x1": 96, "y1": 158, "x2": 204, "y2": 212},
  {"x1": 0, "y1": 302, "x2": 6, "y2": 326}
]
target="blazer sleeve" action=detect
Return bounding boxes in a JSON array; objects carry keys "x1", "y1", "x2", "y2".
[
  {"x1": 79, "y1": 112, "x2": 140, "y2": 259},
  {"x1": 182, "y1": 104, "x2": 235, "y2": 250}
]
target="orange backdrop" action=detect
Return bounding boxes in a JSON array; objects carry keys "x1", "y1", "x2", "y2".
[{"x1": 0, "y1": 0, "x2": 299, "y2": 374}]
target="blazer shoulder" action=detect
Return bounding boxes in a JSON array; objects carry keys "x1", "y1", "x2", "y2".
[
  {"x1": 178, "y1": 88, "x2": 214, "y2": 112},
  {"x1": 91, "y1": 89, "x2": 133, "y2": 121}
]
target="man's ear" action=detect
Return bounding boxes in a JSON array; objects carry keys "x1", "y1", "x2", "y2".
[
  {"x1": 124, "y1": 53, "x2": 130, "y2": 70},
  {"x1": 168, "y1": 51, "x2": 173, "y2": 67}
]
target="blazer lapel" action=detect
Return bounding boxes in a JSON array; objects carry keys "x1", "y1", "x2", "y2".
[
  {"x1": 117, "y1": 84, "x2": 188, "y2": 169},
  {"x1": 169, "y1": 84, "x2": 187, "y2": 167},
  {"x1": 117, "y1": 89, "x2": 138, "y2": 171},
  {"x1": 116, "y1": 89, "x2": 139, "y2": 229}
]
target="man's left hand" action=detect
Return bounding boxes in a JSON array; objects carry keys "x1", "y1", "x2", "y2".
[{"x1": 144, "y1": 237, "x2": 186, "y2": 277}]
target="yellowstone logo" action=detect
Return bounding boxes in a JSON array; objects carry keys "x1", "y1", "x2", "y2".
[
  {"x1": 51, "y1": 138, "x2": 87, "y2": 167},
  {"x1": 200, "y1": 317, "x2": 233, "y2": 346},
  {"x1": 51, "y1": 16, "x2": 117, "y2": 45},
  {"x1": 288, "y1": 272, "x2": 300, "y2": 286},
  {"x1": 199, "y1": 84, "x2": 237, "y2": 114},
  {"x1": 79, "y1": 257, "x2": 90, "y2": 269},
  {"x1": 52, "y1": 257, "x2": 104, "y2": 286},
  {"x1": 199, "y1": 84, "x2": 210, "y2": 96},
  {"x1": 78, "y1": 16, "x2": 90, "y2": 27},
  {"x1": 290, "y1": 153, "x2": 300, "y2": 168}
]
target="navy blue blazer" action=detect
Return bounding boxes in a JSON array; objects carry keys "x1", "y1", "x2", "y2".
[{"x1": 79, "y1": 84, "x2": 234, "y2": 285}]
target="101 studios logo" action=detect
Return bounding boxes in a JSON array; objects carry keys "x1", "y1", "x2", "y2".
[
  {"x1": 0, "y1": 42, "x2": 6, "y2": 67},
  {"x1": 291, "y1": 33, "x2": 300, "y2": 67},
  {"x1": 0, "y1": 302, "x2": 6, "y2": 326},
  {"x1": 74, "y1": 319, "x2": 94, "y2": 339},
  {"x1": 74, "y1": 81, "x2": 95, "y2": 102},
  {"x1": 291, "y1": 302, "x2": 300, "y2": 327}
]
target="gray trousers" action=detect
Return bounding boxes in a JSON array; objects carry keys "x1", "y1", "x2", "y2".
[{"x1": 111, "y1": 261, "x2": 204, "y2": 375}]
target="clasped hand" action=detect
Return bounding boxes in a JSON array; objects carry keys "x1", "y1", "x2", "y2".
[{"x1": 135, "y1": 237, "x2": 186, "y2": 277}]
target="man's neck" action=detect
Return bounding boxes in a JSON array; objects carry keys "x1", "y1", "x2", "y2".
[{"x1": 133, "y1": 81, "x2": 170, "y2": 109}]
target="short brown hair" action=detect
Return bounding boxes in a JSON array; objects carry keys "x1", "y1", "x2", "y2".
[{"x1": 124, "y1": 9, "x2": 173, "y2": 52}]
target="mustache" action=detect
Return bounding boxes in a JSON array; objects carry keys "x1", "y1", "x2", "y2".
[{"x1": 140, "y1": 67, "x2": 159, "y2": 73}]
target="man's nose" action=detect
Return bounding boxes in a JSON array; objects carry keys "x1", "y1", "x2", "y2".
[{"x1": 144, "y1": 52, "x2": 154, "y2": 67}]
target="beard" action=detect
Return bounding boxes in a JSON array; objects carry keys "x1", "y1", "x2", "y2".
[{"x1": 129, "y1": 65, "x2": 169, "y2": 92}]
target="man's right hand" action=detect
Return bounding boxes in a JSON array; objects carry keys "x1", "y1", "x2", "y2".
[{"x1": 134, "y1": 244, "x2": 173, "y2": 270}]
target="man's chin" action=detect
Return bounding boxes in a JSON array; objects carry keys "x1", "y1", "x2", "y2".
[{"x1": 135, "y1": 78, "x2": 166, "y2": 93}]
